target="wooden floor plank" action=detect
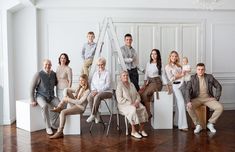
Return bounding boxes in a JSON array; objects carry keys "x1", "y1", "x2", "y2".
[{"x1": 3, "y1": 110, "x2": 235, "y2": 152}]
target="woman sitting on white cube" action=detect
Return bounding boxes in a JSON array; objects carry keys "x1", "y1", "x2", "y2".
[{"x1": 49, "y1": 74, "x2": 90, "y2": 139}]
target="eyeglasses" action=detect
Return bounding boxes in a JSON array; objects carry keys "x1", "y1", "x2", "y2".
[{"x1": 98, "y1": 64, "x2": 104, "y2": 66}]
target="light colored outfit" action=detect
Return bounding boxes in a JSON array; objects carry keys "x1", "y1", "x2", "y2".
[
  {"x1": 116, "y1": 81, "x2": 148, "y2": 125},
  {"x1": 57, "y1": 87, "x2": 90, "y2": 131},
  {"x1": 186, "y1": 74, "x2": 223, "y2": 125},
  {"x1": 30, "y1": 70, "x2": 60, "y2": 129},
  {"x1": 182, "y1": 64, "x2": 191, "y2": 82},
  {"x1": 121, "y1": 45, "x2": 140, "y2": 91},
  {"x1": 56, "y1": 65, "x2": 72, "y2": 100},
  {"x1": 87, "y1": 69, "x2": 112, "y2": 115},
  {"x1": 165, "y1": 63, "x2": 188, "y2": 129},
  {"x1": 141, "y1": 62, "x2": 168, "y2": 115},
  {"x1": 81, "y1": 42, "x2": 97, "y2": 76}
]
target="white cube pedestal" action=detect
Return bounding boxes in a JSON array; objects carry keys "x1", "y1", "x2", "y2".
[
  {"x1": 151, "y1": 91, "x2": 173, "y2": 129},
  {"x1": 63, "y1": 114, "x2": 81, "y2": 135},
  {"x1": 16, "y1": 99, "x2": 45, "y2": 132}
]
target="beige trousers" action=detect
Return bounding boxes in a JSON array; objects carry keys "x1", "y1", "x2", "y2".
[
  {"x1": 87, "y1": 91, "x2": 113, "y2": 115},
  {"x1": 58, "y1": 91, "x2": 84, "y2": 131},
  {"x1": 187, "y1": 97, "x2": 224, "y2": 125},
  {"x1": 81, "y1": 58, "x2": 93, "y2": 76}
]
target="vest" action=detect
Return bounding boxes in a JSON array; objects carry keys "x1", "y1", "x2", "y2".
[{"x1": 36, "y1": 70, "x2": 57, "y2": 102}]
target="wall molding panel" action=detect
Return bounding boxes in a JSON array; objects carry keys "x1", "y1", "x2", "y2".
[{"x1": 2, "y1": 3, "x2": 235, "y2": 124}]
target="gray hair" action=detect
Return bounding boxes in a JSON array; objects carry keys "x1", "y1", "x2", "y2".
[{"x1": 97, "y1": 57, "x2": 106, "y2": 66}]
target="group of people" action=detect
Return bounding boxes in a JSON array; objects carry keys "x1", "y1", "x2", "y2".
[{"x1": 30, "y1": 32, "x2": 224, "y2": 140}]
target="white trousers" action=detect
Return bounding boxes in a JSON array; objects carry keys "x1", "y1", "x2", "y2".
[{"x1": 172, "y1": 84, "x2": 188, "y2": 129}]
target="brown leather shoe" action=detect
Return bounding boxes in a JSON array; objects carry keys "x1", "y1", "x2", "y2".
[
  {"x1": 49, "y1": 131, "x2": 63, "y2": 139},
  {"x1": 51, "y1": 106, "x2": 62, "y2": 113}
]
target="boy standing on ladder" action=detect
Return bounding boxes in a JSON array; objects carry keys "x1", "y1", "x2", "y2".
[
  {"x1": 120, "y1": 33, "x2": 140, "y2": 91},
  {"x1": 81, "y1": 31, "x2": 97, "y2": 76}
]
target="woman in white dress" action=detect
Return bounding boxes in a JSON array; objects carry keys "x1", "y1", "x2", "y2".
[{"x1": 116, "y1": 71, "x2": 148, "y2": 139}]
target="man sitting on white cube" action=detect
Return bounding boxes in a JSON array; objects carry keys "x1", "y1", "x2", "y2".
[
  {"x1": 49, "y1": 74, "x2": 90, "y2": 139},
  {"x1": 30, "y1": 59, "x2": 60, "y2": 135}
]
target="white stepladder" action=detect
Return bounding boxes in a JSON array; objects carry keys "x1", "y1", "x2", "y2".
[
  {"x1": 88, "y1": 17, "x2": 129, "y2": 136},
  {"x1": 89, "y1": 17, "x2": 127, "y2": 78}
]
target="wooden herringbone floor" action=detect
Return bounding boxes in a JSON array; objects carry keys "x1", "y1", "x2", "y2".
[{"x1": 3, "y1": 110, "x2": 235, "y2": 152}]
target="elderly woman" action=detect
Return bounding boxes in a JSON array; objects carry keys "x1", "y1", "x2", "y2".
[
  {"x1": 86, "y1": 57, "x2": 113, "y2": 123},
  {"x1": 116, "y1": 71, "x2": 148, "y2": 139},
  {"x1": 165, "y1": 50, "x2": 188, "y2": 131},
  {"x1": 56, "y1": 53, "x2": 72, "y2": 100},
  {"x1": 49, "y1": 74, "x2": 90, "y2": 139}
]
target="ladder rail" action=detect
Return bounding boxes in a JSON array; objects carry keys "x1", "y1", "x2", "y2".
[
  {"x1": 89, "y1": 18, "x2": 109, "y2": 79},
  {"x1": 107, "y1": 18, "x2": 127, "y2": 72},
  {"x1": 88, "y1": 17, "x2": 128, "y2": 83}
]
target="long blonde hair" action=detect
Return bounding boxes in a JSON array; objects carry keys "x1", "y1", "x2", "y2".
[
  {"x1": 75, "y1": 74, "x2": 89, "y2": 99},
  {"x1": 168, "y1": 50, "x2": 181, "y2": 67},
  {"x1": 77, "y1": 74, "x2": 89, "y2": 91}
]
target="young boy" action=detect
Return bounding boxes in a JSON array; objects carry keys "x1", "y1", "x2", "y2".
[{"x1": 81, "y1": 31, "x2": 97, "y2": 76}]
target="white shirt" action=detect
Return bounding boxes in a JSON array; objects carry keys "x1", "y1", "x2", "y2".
[
  {"x1": 144, "y1": 62, "x2": 168, "y2": 84},
  {"x1": 165, "y1": 63, "x2": 182, "y2": 82},
  {"x1": 91, "y1": 69, "x2": 111, "y2": 92}
]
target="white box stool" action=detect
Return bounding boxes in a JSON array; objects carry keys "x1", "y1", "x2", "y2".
[
  {"x1": 151, "y1": 91, "x2": 173, "y2": 129},
  {"x1": 16, "y1": 99, "x2": 45, "y2": 132},
  {"x1": 63, "y1": 114, "x2": 81, "y2": 135}
]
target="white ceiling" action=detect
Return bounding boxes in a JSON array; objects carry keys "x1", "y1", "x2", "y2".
[{"x1": 2, "y1": 0, "x2": 235, "y2": 12}]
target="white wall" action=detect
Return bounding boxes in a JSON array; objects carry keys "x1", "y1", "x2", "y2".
[
  {"x1": 2, "y1": 10, "x2": 16, "y2": 124},
  {"x1": 2, "y1": 0, "x2": 235, "y2": 124},
  {"x1": 12, "y1": 6, "x2": 37, "y2": 100},
  {"x1": 0, "y1": 9, "x2": 3, "y2": 152},
  {"x1": 35, "y1": 8, "x2": 235, "y2": 110},
  {"x1": 0, "y1": 10, "x2": 3, "y2": 121}
]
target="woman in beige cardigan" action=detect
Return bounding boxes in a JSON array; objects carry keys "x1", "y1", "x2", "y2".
[
  {"x1": 49, "y1": 74, "x2": 90, "y2": 139},
  {"x1": 116, "y1": 71, "x2": 148, "y2": 139}
]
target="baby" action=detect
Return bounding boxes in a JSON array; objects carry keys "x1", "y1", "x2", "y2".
[{"x1": 182, "y1": 57, "x2": 191, "y2": 82}]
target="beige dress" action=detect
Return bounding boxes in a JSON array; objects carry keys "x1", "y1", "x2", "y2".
[
  {"x1": 116, "y1": 81, "x2": 148, "y2": 125},
  {"x1": 56, "y1": 65, "x2": 72, "y2": 100}
]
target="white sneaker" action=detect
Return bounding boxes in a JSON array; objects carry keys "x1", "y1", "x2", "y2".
[
  {"x1": 194, "y1": 125, "x2": 202, "y2": 134},
  {"x1": 86, "y1": 115, "x2": 95, "y2": 123},
  {"x1": 95, "y1": 112, "x2": 101, "y2": 124},
  {"x1": 207, "y1": 123, "x2": 216, "y2": 133},
  {"x1": 131, "y1": 132, "x2": 142, "y2": 139},
  {"x1": 139, "y1": 131, "x2": 148, "y2": 137},
  {"x1": 46, "y1": 128, "x2": 53, "y2": 135}
]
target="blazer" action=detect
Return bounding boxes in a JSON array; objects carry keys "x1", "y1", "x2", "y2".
[{"x1": 185, "y1": 73, "x2": 222, "y2": 103}]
